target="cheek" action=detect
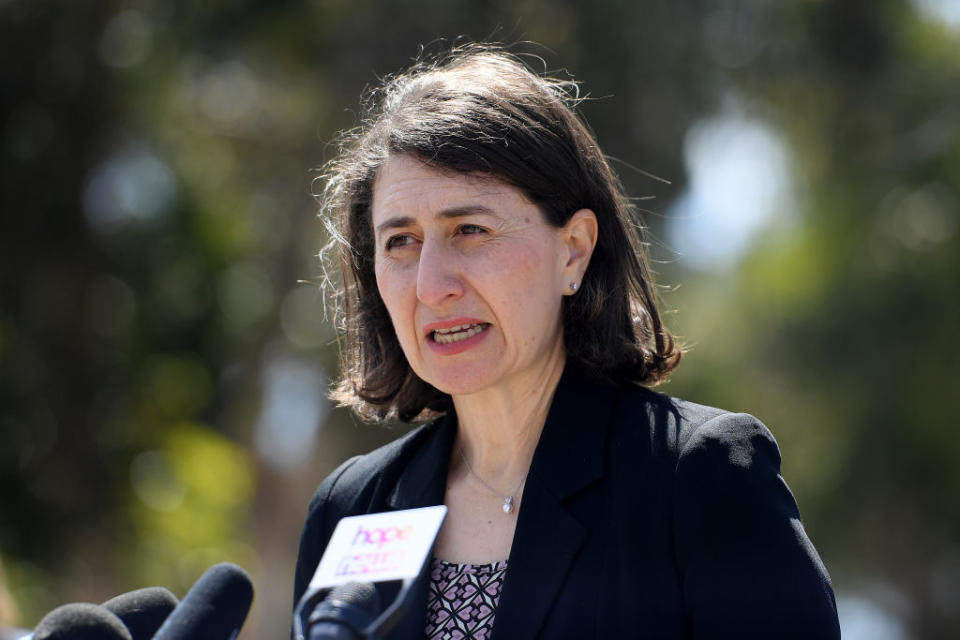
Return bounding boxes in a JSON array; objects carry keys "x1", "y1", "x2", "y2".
[
  {"x1": 374, "y1": 264, "x2": 389, "y2": 303},
  {"x1": 492, "y1": 245, "x2": 563, "y2": 331},
  {"x1": 374, "y1": 263, "x2": 425, "y2": 362},
  {"x1": 374, "y1": 265, "x2": 408, "y2": 326}
]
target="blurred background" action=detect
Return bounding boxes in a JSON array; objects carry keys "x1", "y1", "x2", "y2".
[{"x1": 1, "y1": 0, "x2": 958, "y2": 638}]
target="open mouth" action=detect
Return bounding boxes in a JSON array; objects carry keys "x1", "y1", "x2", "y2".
[{"x1": 430, "y1": 323, "x2": 490, "y2": 345}]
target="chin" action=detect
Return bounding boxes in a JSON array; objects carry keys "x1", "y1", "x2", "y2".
[
  {"x1": 418, "y1": 367, "x2": 498, "y2": 398},
  {"x1": 424, "y1": 377, "x2": 486, "y2": 398}
]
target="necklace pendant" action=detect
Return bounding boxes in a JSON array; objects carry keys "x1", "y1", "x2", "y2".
[{"x1": 502, "y1": 496, "x2": 514, "y2": 514}]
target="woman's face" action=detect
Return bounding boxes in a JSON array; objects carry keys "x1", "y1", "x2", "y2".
[{"x1": 370, "y1": 154, "x2": 574, "y2": 397}]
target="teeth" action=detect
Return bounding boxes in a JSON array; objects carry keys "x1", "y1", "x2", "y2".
[
  {"x1": 434, "y1": 324, "x2": 466, "y2": 334},
  {"x1": 432, "y1": 324, "x2": 486, "y2": 344}
]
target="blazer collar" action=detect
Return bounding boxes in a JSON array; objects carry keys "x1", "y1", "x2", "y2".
[
  {"x1": 525, "y1": 366, "x2": 614, "y2": 498},
  {"x1": 492, "y1": 367, "x2": 617, "y2": 639},
  {"x1": 386, "y1": 366, "x2": 614, "y2": 508},
  {"x1": 386, "y1": 410, "x2": 456, "y2": 510}
]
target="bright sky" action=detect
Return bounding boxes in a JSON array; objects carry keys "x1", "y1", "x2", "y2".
[
  {"x1": 667, "y1": 109, "x2": 792, "y2": 270},
  {"x1": 912, "y1": 0, "x2": 960, "y2": 30}
]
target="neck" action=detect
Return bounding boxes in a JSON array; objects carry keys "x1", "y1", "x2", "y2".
[{"x1": 450, "y1": 342, "x2": 566, "y2": 484}]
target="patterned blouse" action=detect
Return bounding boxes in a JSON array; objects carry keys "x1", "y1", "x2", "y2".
[{"x1": 425, "y1": 558, "x2": 508, "y2": 639}]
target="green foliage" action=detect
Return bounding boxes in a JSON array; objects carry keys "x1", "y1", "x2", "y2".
[{"x1": 128, "y1": 422, "x2": 256, "y2": 595}]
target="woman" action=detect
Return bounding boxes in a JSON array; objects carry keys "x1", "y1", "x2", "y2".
[{"x1": 294, "y1": 46, "x2": 840, "y2": 639}]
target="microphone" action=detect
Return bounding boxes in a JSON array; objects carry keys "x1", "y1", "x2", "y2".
[
  {"x1": 151, "y1": 563, "x2": 253, "y2": 640},
  {"x1": 306, "y1": 582, "x2": 380, "y2": 640},
  {"x1": 101, "y1": 587, "x2": 178, "y2": 640},
  {"x1": 31, "y1": 603, "x2": 132, "y2": 640},
  {"x1": 294, "y1": 506, "x2": 447, "y2": 640}
]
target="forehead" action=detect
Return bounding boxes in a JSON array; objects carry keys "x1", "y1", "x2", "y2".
[{"x1": 370, "y1": 155, "x2": 533, "y2": 224}]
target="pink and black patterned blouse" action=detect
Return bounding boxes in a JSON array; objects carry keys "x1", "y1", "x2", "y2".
[{"x1": 425, "y1": 558, "x2": 508, "y2": 639}]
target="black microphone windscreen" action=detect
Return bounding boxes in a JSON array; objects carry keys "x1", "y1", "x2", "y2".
[
  {"x1": 307, "y1": 582, "x2": 381, "y2": 640},
  {"x1": 325, "y1": 582, "x2": 380, "y2": 619},
  {"x1": 101, "y1": 587, "x2": 178, "y2": 640},
  {"x1": 151, "y1": 563, "x2": 253, "y2": 640},
  {"x1": 33, "y1": 603, "x2": 133, "y2": 640}
]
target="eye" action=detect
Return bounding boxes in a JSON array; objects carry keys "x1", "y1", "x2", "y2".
[
  {"x1": 384, "y1": 233, "x2": 418, "y2": 251},
  {"x1": 456, "y1": 223, "x2": 487, "y2": 236}
]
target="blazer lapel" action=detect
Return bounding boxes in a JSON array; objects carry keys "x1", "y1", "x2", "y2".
[
  {"x1": 492, "y1": 370, "x2": 616, "y2": 639},
  {"x1": 382, "y1": 413, "x2": 456, "y2": 640},
  {"x1": 387, "y1": 413, "x2": 456, "y2": 511}
]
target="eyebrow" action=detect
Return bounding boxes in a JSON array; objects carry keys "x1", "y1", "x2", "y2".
[{"x1": 374, "y1": 205, "x2": 496, "y2": 234}]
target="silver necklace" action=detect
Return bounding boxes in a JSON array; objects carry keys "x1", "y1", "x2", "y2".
[{"x1": 457, "y1": 445, "x2": 527, "y2": 515}]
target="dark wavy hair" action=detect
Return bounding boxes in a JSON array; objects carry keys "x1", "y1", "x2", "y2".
[{"x1": 317, "y1": 45, "x2": 682, "y2": 422}]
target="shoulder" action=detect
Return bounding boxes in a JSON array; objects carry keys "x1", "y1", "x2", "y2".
[
  {"x1": 306, "y1": 418, "x2": 444, "y2": 523},
  {"x1": 616, "y1": 390, "x2": 841, "y2": 636},
  {"x1": 292, "y1": 419, "x2": 445, "y2": 604},
  {"x1": 613, "y1": 381, "x2": 769, "y2": 461},
  {"x1": 615, "y1": 385, "x2": 839, "y2": 635},
  {"x1": 614, "y1": 383, "x2": 791, "y2": 510}
]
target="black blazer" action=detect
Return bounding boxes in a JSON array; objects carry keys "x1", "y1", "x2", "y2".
[{"x1": 293, "y1": 369, "x2": 840, "y2": 639}]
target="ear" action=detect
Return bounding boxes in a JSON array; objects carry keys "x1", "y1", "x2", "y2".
[{"x1": 561, "y1": 209, "x2": 598, "y2": 294}]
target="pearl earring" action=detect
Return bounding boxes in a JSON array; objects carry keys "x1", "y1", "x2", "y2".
[{"x1": 570, "y1": 281, "x2": 578, "y2": 292}]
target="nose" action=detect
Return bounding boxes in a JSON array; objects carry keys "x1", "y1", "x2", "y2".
[{"x1": 416, "y1": 238, "x2": 464, "y2": 308}]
